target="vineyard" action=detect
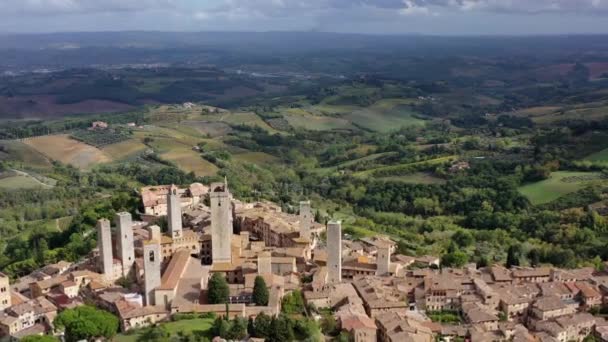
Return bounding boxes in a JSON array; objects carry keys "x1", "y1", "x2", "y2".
[{"x1": 71, "y1": 129, "x2": 131, "y2": 148}]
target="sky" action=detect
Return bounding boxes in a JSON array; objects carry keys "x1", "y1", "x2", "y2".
[{"x1": 0, "y1": 0, "x2": 607, "y2": 35}]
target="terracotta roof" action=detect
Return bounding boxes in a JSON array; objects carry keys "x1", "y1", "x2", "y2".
[
  {"x1": 158, "y1": 250, "x2": 191, "y2": 290},
  {"x1": 341, "y1": 314, "x2": 377, "y2": 331}
]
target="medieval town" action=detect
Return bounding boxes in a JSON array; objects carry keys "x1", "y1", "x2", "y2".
[{"x1": 2, "y1": 180, "x2": 608, "y2": 342}]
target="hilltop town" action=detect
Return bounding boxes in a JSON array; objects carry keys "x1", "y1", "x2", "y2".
[{"x1": 0, "y1": 180, "x2": 607, "y2": 341}]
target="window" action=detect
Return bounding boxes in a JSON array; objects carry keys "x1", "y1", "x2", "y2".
[{"x1": 149, "y1": 251, "x2": 155, "y2": 262}]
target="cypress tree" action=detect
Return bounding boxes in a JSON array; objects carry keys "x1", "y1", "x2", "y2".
[
  {"x1": 207, "y1": 273, "x2": 229, "y2": 304},
  {"x1": 252, "y1": 276, "x2": 269, "y2": 306}
]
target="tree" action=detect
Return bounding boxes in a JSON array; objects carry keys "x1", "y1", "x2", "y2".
[
  {"x1": 281, "y1": 290, "x2": 305, "y2": 314},
  {"x1": 54, "y1": 305, "x2": 119, "y2": 342},
  {"x1": 506, "y1": 245, "x2": 521, "y2": 268},
  {"x1": 269, "y1": 315, "x2": 294, "y2": 342},
  {"x1": 247, "y1": 317, "x2": 255, "y2": 336},
  {"x1": 452, "y1": 230, "x2": 474, "y2": 248},
  {"x1": 314, "y1": 209, "x2": 322, "y2": 223},
  {"x1": 137, "y1": 325, "x2": 170, "y2": 342},
  {"x1": 528, "y1": 248, "x2": 541, "y2": 267},
  {"x1": 207, "y1": 273, "x2": 229, "y2": 304},
  {"x1": 21, "y1": 336, "x2": 59, "y2": 342},
  {"x1": 320, "y1": 313, "x2": 338, "y2": 335},
  {"x1": 227, "y1": 317, "x2": 247, "y2": 340},
  {"x1": 441, "y1": 250, "x2": 468, "y2": 268},
  {"x1": 211, "y1": 316, "x2": 231, "y2": 339},
  {"x1": 252, "y1": 276, "x2": 269, "y2": 306},
  {"x1": 253, "y1": 312, "x2": 272, "y2": 338}
]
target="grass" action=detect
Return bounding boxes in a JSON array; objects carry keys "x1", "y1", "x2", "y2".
[
  {"x1": 284, "y1": 110, "x2": 356, "y2": 131},
  {"x1": 523, "y1": 105, "x2": 608, "y2": 124},
  {"x1": 113, "y1": 318, "x2": 214, "y2": 342},
  {"x1": 102, "y1": 139, "x2": 147, "y2": 160},
  {"x1": 378, "y1": 172, "x2": 446, "y2": 185},
  {"x1": 0, "y1": 175, "x2": 50, "y2": 189},
  {"x1": 345, "y1": 101, "x2": 424, "y2": 132},
  {"x1": 160, "y1": 148, "x2": 218, "y2": 177},
  {"x1": 354, "y1": 156, "x2": 457, "y2": 177},
  {"x1": 518, "y1": 171, "x2": 605, "y2": 205},
  {"x1": 316, "y1": 152, "x2": 396, "y2": 174},
  {"x1": 0, "y1": 140, "x2": 52, "y2": 170},
  {"x1": 23, "y1": 134, "x2": 110, "y2": 169},
  {"x1": 583, "y1": 148, "x2": 608, "y2": 164}
]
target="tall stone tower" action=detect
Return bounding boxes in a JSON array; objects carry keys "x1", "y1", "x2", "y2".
[
  {"x1": 147, "y1": 225, "x2": 162, "y2": 242},
  {"x1": 96, "y1": 218, "x2": 113, "y2": 278},
  {"x1": 210, "y1": 179, "x2": 232, "y2": 264},
  {"x1": 167, "y1": 184, "x2": 183, "y2": 239},
  {"x1": 143, "y1": 240, "x2": 161, "y2": 306},
  {"x1": 376, "y1": 245, "x2": 391, "y2": 276},
  {"x1": 0, "y1": 272, "x2": 11, "y2": 311},
  {"x1": 299, "y1": 201, "x2": 312, "y2": 240},
  {"x1": 327, "y1": 220, "x2": 342, "y2": 284},
  {"x1": 115, "y1": 212, "x2": 135, "y2": 277}
]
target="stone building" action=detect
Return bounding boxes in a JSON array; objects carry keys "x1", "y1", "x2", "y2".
[
  {"x1": 167, "y1": 185, "x2": 183, "y2": 239},
  {"x1": 210, "y1": 180, "x2": 233, "y2": 264},
  {"x1": 116, "y1": 212, "x2": 135, "y2": 277},
  {"x1": 327, "y1": 220, "x2": 342, "y2": 285},
  {"x1": 96, "y1": 219, "x2": 115, "y2": 281},
  {"x1": 141, "y1": 183, "x2": 208, "y2": 217},
  {"x1": 0, "y1": 273, "x2": 10, "y2": 311},
  {"x1": 143, "y1": 240, "x2": 161, "y2": 306}
]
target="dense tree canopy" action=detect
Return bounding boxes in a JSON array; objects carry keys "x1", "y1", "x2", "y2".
[{"x1": 54, "y1": 306, "x2": 119, "y2": 342}]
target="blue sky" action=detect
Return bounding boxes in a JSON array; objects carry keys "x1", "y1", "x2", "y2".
[{"x1": 0, "y1": 0, "x2": 607, "y2": 35}]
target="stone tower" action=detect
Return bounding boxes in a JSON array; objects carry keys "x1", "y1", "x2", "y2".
[
  {"x1": 167, "y1": 184, "x2": 182, "y2": 239},
  {"x1": 299, "y1": 201, "x2": 312, "y2": 240},
  {"x1": 115, "y1": 212, "x2": 135, "y2": 277},
  {"x1": 0, "y1": 272, "x2": 11, "y2": 311},
  {"x1": 376, "y1": 245, "x2": 391, "y2": 276},
  {"x1": 96, "y1": 218, "x2": 113, "y2": 278},
  {"x1": 210, "y1": 179, "x2": 232, "y2": 264},
  {"x1": 143, "y1": 240, "x2": 161, "y2": 306},
  {"x1": 147, "y1": 225, "x2": 162, "y2": 242},
  {"x1": 327, "y1": 220, "x2": 342, "y2": 284}
]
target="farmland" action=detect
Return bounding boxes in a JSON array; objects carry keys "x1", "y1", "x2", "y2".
[
  {"x1": 0, "y1": 140, "x2": 52, "y2": 170},
  {"x1": 518, "y1": 171, "x2": 605, "y2": 205},
  {"x1": 378, "y1": 172, "x2": 446, "y2": 185},
  {"x1": 23, "y1": 134, "x2": 111, "y2": 169},
  {"x1": 0, "y1": 174, "x2": 50, "y2": 189},
  {"x1": 284, "y1": 110, "x2": 355, "y2": 131},
  {"x1": 102, "y1": 139, "x2": 148, "y2": 160},
  {"x1": 346, "y1": 105, "x2": 424, "y2": 132}
]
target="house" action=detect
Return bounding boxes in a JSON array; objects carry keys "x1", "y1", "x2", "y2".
[
  {"x1": 90, "y1": 121, "x2": 108, "y2": 130},
  {"x1": 530, "y1": 296, "x2": 577, "y2": 321},
  {"x1": 0, "y1": 297, "x2": 57, "y2": 339}
]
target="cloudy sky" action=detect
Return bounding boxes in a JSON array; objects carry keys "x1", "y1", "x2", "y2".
[{"x1": 0, "y1": 0, "x2": 607, "y2": 35}]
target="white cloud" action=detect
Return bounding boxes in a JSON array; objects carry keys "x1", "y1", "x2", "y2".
[{"x1": 0, "y1": 0, "x2": 176, "y2": 15}]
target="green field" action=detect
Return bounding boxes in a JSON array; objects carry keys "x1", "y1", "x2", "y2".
[
  {"x1": 378, "y1": 172, "x2": 446, "y2": 185},
  {"x1": 345, "y1": 102, "x2": 424, "y2": 132},
  {"x1": 113, "y1": 318, "x2": 214, "y2": 342},
  {"x1": 284, "y1": 109, "x2": 356, "y2": 131},
  {"x1": 518, "y1": 171, "x2": 605, "y2": 205},
  {"x1": 355, "y1": 156, "x2": 457, "y2": 177},
  {"x1": 0, "y1": 175, "x2": 51, "y2": 189},
  {"x1": 0, "y1": 140, "x2": 52, "y2": 170},
  {"x1": 102, "y1": 139, "x2": 148, "y2": 160},
  {"x1": 583, "y1": 148, "x2": 608, "y2": 164}
]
